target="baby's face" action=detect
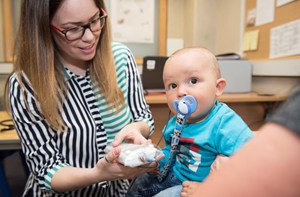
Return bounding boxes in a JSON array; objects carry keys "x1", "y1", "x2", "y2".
[{"x1": 163, "y1": 50, "x2": 220, "y2": 122}]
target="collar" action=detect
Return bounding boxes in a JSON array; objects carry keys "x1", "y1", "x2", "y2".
[{"x1": 63, "y1": 67, "x2": 90, "y2": 81}]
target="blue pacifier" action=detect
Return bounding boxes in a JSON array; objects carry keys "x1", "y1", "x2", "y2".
[{"x1": 172, "y1": 95, "x2": 198, "y2": 118}]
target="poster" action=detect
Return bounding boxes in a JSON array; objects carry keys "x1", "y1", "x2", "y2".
[{"x1": 110, "y1": 0, "x2": 155, "y2": 43}]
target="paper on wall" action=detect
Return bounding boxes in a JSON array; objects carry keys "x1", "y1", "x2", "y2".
[{"x1": 270, "y1": 19, "x2": 300, "y2": 59}]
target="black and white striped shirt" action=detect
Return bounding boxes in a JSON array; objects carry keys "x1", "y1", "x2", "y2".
[{"x1": 8, "y1": 43, "x2": 154, "y2": 196}]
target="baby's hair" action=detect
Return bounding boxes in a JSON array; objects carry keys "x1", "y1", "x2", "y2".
[{"x1": 170, "y1": 47, "x2": 221, "y2": 79}]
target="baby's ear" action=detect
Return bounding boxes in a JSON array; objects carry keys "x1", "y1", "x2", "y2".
[{"x1": 216, "y1": 78, "x2": 226, "y2": 97}]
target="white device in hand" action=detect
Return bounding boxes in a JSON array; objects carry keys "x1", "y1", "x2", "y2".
[{"x1": 106, "y1": 143, "x2": 163, "y2": 168}]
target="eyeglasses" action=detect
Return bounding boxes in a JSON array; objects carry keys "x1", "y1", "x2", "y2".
[{"x1": 51, "y1": 8, "x2": 107, "y2": 41}]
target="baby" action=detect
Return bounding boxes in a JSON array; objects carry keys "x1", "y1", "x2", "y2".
[{"x1": 126, "y1": 47, "x2": 254, "y2": 197}]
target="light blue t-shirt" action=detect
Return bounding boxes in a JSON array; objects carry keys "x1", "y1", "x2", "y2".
[{"x1": 160, "y1": 101, "x2": 254, "y2": 182}]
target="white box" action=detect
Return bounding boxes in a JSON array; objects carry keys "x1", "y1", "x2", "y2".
[{"x1": 218, "y1": 60, "x2": 252, "y2": 93}]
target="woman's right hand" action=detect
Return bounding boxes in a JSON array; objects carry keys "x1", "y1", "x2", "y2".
[{"x1": 94, "y1": 146, "x2": 160, "y2": 181}]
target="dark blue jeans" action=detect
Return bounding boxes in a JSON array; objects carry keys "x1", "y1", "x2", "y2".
[{"x1": 126, "y1": 168, "x2": 182, "y2": 197}]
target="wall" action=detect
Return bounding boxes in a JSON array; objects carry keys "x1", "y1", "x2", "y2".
[
  {"x1": 0, "y1": 1, "x2": 4, "y2": 61},
  {"x1": 0, "y1": 62, "x2": 13, "y2": 110},
  {"x1": 167, "y1": 0, "x2": 299, "y2": 96},
  {"x1": 215, "y1": 0, "x2": 244, "y2": 54},
  {"x1": 168, "y1": 0, "x2": 241, "y2": 55},
  {"x1": 167, "y1": 0, "x2": 185, "y2": 39},
  {"x1": 190, "y1": 0, "x2": 219, "y2": 51}
]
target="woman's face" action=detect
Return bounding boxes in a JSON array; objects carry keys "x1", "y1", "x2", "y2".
[{"x1": 51, "y1": 0, "x2": 102, "y2": 68}]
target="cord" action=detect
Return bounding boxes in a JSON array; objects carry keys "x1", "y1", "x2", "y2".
[
  {"x1": 127, "y1": 109, "x2": 173, "y2": 192},
  {"x1": 155, "y1": 110, "x2": 172, "y2": 147},
  {"x1": 0, "y1": 119, "x2": 14, "y2": 132}
]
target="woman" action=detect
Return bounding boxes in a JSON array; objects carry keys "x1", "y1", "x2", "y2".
[{"x1": 5, "y1": 0, "x2": 156, "y2": 196}]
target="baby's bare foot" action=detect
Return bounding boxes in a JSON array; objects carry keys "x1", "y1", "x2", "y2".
[{"x1": 180, "y1": 181, "x2": 201, "y2": 197}]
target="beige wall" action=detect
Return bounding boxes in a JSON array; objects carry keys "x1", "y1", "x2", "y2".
[
  {"x1": 215, "y1": 0, "x2": 243, "y2": 54},
  {"x1": 167, "y1": 0, "x2": 185, "y2": 39},
  {"x1": 0, "y1": 1, "x2": 4, "y2": 61},
  {"x1": 167, "y1": 0, "x2": 299, "y2": 96},
  {"x1": 167, "y1": 0, "x2": 242, "y2": 55},
  {"x1": 0, "y1": 1, "x2": 20, "y2": 62},
  {"x1": 188, "y1": 0, "x2": 218, "y2": 51}
]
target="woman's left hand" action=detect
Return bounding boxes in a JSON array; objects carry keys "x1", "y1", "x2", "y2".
[
  {"x1": 112, "y1": 122, "x2": 151, "y2": 147},
  {"x1": 95, "y1": 147, "x2": 159, "y2": 181}
]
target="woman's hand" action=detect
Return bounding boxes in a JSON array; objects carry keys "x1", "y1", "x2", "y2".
[
  {"x1": 112, "y1": 122, "x2": 151, "y2": 147},
  {"x1": 94, "y1": 147, "x2": 160, "y2": 181}
]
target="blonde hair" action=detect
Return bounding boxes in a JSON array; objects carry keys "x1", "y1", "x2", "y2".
[
  {"x1": 5, "y1": 0, "x2": 124, "y2": 131},
  {"x1": 170, "y1": 47, "x2": 221, "y2": 79}
]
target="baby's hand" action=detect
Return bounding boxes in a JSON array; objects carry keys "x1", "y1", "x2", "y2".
[{"x1": 210, "y1": 155, "x2": 230, "y2": 174}]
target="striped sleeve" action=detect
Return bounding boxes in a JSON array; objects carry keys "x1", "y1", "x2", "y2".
[
  {"x1": 112, "y1": 42, "x2": 155, "y2": 135},
  {"x1": 8, "y1": 73, "x2": 69, "y2": 192},
  {"x1": 45, "y1": 163, "x2": 70, "y2": 190}
]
